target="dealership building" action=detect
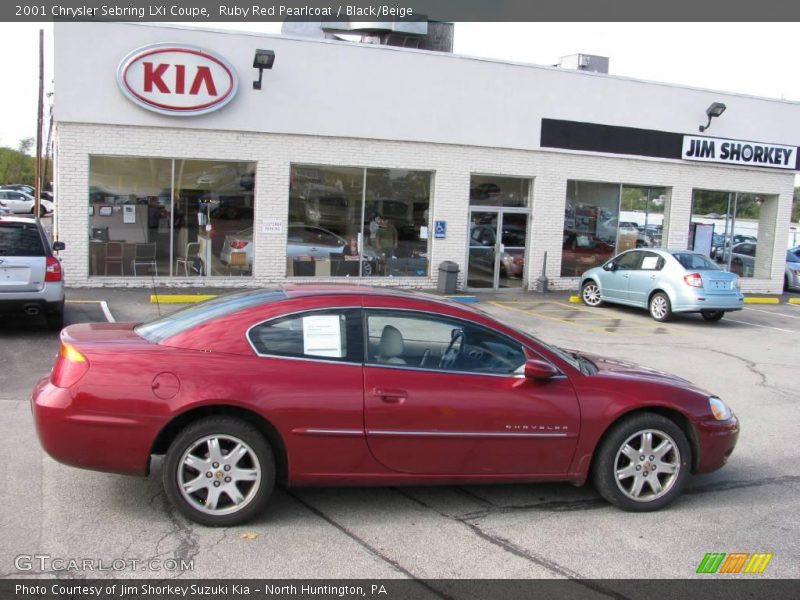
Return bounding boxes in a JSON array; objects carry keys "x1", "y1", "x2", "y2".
[{"x1": 52, "y1": 22, "x2": 800, "y2": 292}]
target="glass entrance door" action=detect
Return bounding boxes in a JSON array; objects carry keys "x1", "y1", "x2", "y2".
[{"x1": 467, "y1": 210, "x2": 527, "y2": 289}]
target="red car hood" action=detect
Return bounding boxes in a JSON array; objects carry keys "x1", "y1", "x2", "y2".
[{"x1": 574, "y1": 350, "x2": 701, "y2": 390}]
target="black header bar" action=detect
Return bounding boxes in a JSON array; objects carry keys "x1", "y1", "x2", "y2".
[{"x1": 5, "y1": 0, "x2": 800, "y2": 22}]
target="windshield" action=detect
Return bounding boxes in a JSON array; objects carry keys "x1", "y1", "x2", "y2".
[
  {"x1": 136, "y1": 289, "x2": 285, "y2": 343},
  {"x1": 787, "y1": 249, "x2": 800, "y2": 263},
  {"x1": 670, "y1": 252, "x2": 720, "y2": 271}
]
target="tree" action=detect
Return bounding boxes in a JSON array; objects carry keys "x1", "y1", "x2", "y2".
[
  {"x1": 793, "y1": 186, "x2": 800, "y2": 223},
  {"x1": 0, "y1": 138, "x2": 36, "y2": 186}
]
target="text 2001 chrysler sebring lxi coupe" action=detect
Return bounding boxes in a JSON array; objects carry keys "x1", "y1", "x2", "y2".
[{"x1": 32, "y1": 286, "x2": 739, "y2": 526}]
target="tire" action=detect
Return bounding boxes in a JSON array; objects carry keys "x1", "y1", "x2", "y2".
[
  {"x1": 45, "y1": 306, "x2": 64, "y2": 331},
  {"x1": 31, "y1": 205, "x2": 46, "y2": 218},
  {"x1": 361, "y1": 260, "x2": 373, "y2": 277},
  {"x1": 581, "y1": 280, "x2": 603, "y2": 307},
  {"x1": 162, "y1": 416, "x2": 275, "y2": 527},
  {"x1": 701, "y1": 310, "x2": 724, "y2": 322},
  {"x1": 592, "y1": 413, "x2": 691, "y2": 511},
  {"x1": 649, "y1": 292, "x2": 672, "y2": 322}
]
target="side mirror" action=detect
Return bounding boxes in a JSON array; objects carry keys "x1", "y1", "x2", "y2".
[
  {"x1": 524, "y1": 359, "x2": 560, "y2": 380},
  {"x1": 52, "y1": 241, "x2": 65, "y2": 251},
  {"x1": 603, "y1": 262, "x2": 616, "y2": 271}
]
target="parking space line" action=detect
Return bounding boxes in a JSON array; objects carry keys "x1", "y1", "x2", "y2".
[
  {"x1": 744, "y1": 306, "x2": 800, "y2": 319},
  {"x1": 65, "y1": 300, "x2": 116, "y2": 323},
  {"x1": 724, "y1": 318, "x2": 793, "y2": 333}
]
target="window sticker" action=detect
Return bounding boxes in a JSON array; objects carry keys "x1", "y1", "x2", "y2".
[
  {"x1": 302, "y1": 315, "x2": 343, "y2": 358},
  {"x1": 641, "y1": 256, "x2": 659, "y2": 270}
]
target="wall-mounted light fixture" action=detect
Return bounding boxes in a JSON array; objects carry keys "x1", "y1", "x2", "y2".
[
  {"x1": 252, "y1": 49, "x2": 275, "y2": 90},
  {"x1": 699, "y1": 102, "x2": 727, "y2": 132}
]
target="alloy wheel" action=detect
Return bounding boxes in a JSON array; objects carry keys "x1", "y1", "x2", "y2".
[
  {"x1": 582, "y1": 282, "x2": 602, "y2": 306},
  {"x1": 177, "y1": 434, "x2": 261, "y2": 516},
  {"x1": 613, "y1": 429, "x2": 681, "y2": 502}
]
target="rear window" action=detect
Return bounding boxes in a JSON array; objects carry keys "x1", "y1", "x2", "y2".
[
  {"x1": 0, "y1": 222, "x2": 45, "y2": 257},
  {"x1": 135, "y1": 289, "x2": 286, "y2": 343},
  {"x1": 671, "y1": 252, "x2": 720, "y2": 271}
]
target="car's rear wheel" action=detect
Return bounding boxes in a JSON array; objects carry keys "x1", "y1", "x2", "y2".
[
  {"x1": 701, "y1": 310, "x2": 724, "y2": 322},
  {"x1": 649, "y1": 292, "x2": 672, "y2": 322},
  {"x1": 163, "y1": 417, "x2": 275, "y2": 526},
  {"x1": 581, "y1": 281, "x2": 603, "y2": 307},
  {"x1": 593, "y1": 413, "x2": 691, "y2": 511}
]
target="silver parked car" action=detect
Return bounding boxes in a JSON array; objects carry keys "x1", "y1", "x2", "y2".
[
  {"x1": 0, "y1": 189, "x2": 53, "y2": 217},
  {"x1": 0, "y1": 216, "x2": 66, "y2": 329},
  {"x1": 785, "y1": 247, "x2": 800, "y2": 292},
  {"x1": 220, "y1": 224, "x2": 380, "y2": 276},
  {"x1": 580, "y1": 248, "x2": 743, "y2": 322}
]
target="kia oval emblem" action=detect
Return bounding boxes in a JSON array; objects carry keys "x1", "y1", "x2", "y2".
[{"x1": 117, "y1": 43, "x2": 238, "y2": 116}]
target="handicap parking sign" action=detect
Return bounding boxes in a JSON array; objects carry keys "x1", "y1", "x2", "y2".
[{"x1": 434, "y1": 220, "x2": 447, "y2": 239}]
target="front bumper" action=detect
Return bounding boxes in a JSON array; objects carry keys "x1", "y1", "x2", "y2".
[
  {"x1": 31, "y1": 377, "x2": 156, "y2": 476},
  {"x1": 694, "y1": 415, "x2": 740, "y2": 474}
]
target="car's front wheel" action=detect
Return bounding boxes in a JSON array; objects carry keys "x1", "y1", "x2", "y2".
[
  {"x1": 593, "y1": 413, "x2": 691, "y2": 511},
  {"x1": 581, "y1": 281, "x2": 603, "y2": 307},
  {"x1": 701, "y1": 310, "x2": 724, "y2": 322},
  {"x1": 163, "y1": 417, "x2": 275, "y2": 526},
  {"x1": 649, "y1": 292, "x2": 672, "y2": 322}
]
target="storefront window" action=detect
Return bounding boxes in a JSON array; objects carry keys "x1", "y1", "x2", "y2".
[
  {"x1": 561, "y1": 181, "x2": 670, "y2": 277},
  {"x1": 620, "y1": 186, "x2": 668, "y2": 250},
  {"x1": 561, "y1": 181, "x2": 619, "y2": 276},
  {"x1": 690, "y1": 189, "x2": 771, "y2": 278},
  {"x1": 88, "y1": 156, "x2": 255, "y2": 277},
  {"x1": 469, "y1": 175, "x2": 530, "y2": 207},
  {"x1": 288, "y1": 165, "x2": 432, "y2": 277}
]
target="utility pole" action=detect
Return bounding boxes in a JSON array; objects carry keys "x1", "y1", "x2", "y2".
[{"x1": 35, "y1": 28, "x2": 44, "y2": 217}]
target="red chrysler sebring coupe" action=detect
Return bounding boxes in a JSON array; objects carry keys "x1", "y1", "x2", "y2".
[{"x1": 32, "y1": 285, "x2": 739, "y2": 526}]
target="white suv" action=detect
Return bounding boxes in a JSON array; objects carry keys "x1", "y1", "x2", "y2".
[{"x1": 0, "y1": 216, "x2": 65, "y2": 330}]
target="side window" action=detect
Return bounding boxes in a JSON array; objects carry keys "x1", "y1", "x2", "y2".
[
  {"x1": 639, "y1": 252, "x2": 664, "y2": 271},
  {"x1": 616, "y1": 251, "x2": 641, "y2": 270},
  {"x1": 248, "y1": 309, "x2": 363, "y2": 362},
  {"x1": 366, "y1": 310, "x2": 526, "y2": 375}
]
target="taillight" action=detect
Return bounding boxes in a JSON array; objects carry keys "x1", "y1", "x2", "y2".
[
  {"x1": 51, "y1": 342, "x2": 89, "y2": 388},
  {"x1": 683, "y1": 272, "x2": 703, "y2": 287},
  {"x1": 230, "y1": 240, "x2": 248, "y2": 249},
  {"x1": 45, "y1": 256, "x2": 62, "y2": 282}
]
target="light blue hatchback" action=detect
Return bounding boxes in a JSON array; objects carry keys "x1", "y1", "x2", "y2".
[{"x1": 580, "y1": 248, "x2": 744, "y2": 322}]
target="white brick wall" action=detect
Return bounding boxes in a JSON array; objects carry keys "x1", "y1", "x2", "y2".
[{"x1": 54, "y1": 122, "x2": 794, "y2": 294}]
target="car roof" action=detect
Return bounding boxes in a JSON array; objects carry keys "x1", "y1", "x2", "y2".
[{"x1": 280, "y1": 283, "x2": 484, "y2": 314}]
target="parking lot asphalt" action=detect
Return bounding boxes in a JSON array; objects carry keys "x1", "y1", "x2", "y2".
[{"x1": 1, "y1": 286, "x2": 798, "y2": 582}]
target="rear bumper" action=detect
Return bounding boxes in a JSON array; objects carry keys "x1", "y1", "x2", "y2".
[
  {"x1": 672, "y1": 290, "x2": 744, "y2": 313},
  {"x1": 694, "y1": 415, "x2": 740, "y2": 474},
  {"x1": 31, "y1": 377, "x2": 156, "y2": 476},
  {"x1": 0, "y1": 283, "x2": 64, "y2": 314}
]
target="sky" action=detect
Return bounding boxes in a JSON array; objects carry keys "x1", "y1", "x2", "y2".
[{"x1": 1, "y1": 21, "x2": 799, "y2": 167}]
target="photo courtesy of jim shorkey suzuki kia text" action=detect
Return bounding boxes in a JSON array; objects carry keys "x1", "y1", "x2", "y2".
[
  {"x1": 41, "y1": 4, "x2": 416, "y2": 19},
  {"x1": 14, "y1": 583, "x2": 387, "y2": 597}
]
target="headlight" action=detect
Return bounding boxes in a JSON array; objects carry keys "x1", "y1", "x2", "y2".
[{"x1": 709, "y1": 396, "x2": 732, "y2": 421}]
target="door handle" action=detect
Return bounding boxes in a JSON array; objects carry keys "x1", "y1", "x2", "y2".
[
  {"x1": 622, "y1": 273, "x2": 629, "y2": 278},
  {"x1": 372, "y1": 388, "x2": 408, "y2": 403}
]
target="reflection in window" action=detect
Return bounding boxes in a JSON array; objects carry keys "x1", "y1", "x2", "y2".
[
  {"x1": 88, "y1": 157, "x2": 255, "y2": 277},
  {"x1": 561, "y1": 181, "x2": 618, "y2": 276},
  {"x1": 561, "y1": 181, "x2": 670, "y2": 277},
  {"x1": 469, "y1": 175, "x2": 530, "y2": 207},
  {"x1": 690, "y1": 189, "x2": 770, "y2": 278},
  {"x1": 287, "y1": 165, "x2": 432, "y2": 278}
]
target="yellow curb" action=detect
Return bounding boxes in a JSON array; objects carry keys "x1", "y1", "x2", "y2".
[
  {"x1": 150, "y1": 294, "x2": 217, "y2": 304},
  {"x1": 789, "y1": 298, "x2": 800, "y2": 305},
  {"x1": 743, "y1": 297, "x2": 780, "y2": 304},
  {"x1": 568, "y1": 296, "x2": 582, "y2": 303}
]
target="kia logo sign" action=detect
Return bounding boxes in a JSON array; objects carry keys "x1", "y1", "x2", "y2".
[{"x1": 117, "y1": 43, "x2": 238, "y2": 116}]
